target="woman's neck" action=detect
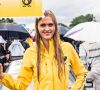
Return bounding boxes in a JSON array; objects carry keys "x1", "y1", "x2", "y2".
[{"x1": 42, "y1": 39, "x2": 49, "y2": 52}]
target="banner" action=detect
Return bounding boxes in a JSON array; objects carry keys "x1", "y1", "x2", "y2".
[{"x1": 0, "y1": 0, "x2": 42, "y2": 17}]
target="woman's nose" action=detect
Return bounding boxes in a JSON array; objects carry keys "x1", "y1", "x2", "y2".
[{"x1": 45, "y1": 25, "x2": 50, "y2": 30}]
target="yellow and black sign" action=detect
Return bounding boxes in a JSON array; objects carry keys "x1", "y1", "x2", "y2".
[{"x1": 0, "y1": 0, "x2": 42, "y2": 17}]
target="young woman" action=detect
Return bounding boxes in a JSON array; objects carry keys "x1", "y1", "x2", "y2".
[{"x1": 0, "y1": 10, "x2": 87, "y2": 90}]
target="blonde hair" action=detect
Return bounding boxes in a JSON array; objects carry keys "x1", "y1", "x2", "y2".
[{"x1": 35, "y1": 10, "x2": 65, "y2": 81}]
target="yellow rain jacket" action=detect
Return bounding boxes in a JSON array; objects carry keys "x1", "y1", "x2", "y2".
[
  {"x1": 0, "y1": 39, "x2": 87, "y2": 90},
  {"x1": 26, "y1": 37, "x2": 34, "y2": 47}
]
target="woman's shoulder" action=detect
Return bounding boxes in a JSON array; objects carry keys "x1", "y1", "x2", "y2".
[
  {"x1": 61, "y1": 41, "x2": 75, "y2": 56},
  {"x1": 25, "y1": 42, "x2": 37, "y2": 54}
]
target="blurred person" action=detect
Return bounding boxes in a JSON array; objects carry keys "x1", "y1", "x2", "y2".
[
  {"x1": 5, "y1": 40, "x2": 12, "y2": 51},
  {"x1": 0, "y1": 10, "x2": 87, "y2": 90},
  {"x1": 0, "y1": 36, "x2": 10, "y2": 72},
  {"x1": 79, "y1": 41, "x2": 100, "y2": 90},
  {"x1": 8, "y1": 39, "x2": 25, "y2": 56},
  {"x1": 0, "y1": 44, "x2": 10, "y2": 72}
]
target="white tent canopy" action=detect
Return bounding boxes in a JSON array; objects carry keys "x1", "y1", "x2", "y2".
[{"x1": 64, "y1": 22, "x2": 100, "y2": 42}]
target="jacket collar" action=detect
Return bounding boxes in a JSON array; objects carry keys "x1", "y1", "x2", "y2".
[{"x1": 40, "y1": 39, "x2": 55, "y2": 58}]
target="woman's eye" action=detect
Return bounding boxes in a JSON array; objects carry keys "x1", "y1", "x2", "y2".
[
  {"x1": 40, "y1": 24, "x2": 46, "y2": 27},
  {"x1": 40, "y1": 23, "x2": 54, "y2": 27},
  {"x1": 48, "y1": 23, "x2": 54, "y2": 27}
]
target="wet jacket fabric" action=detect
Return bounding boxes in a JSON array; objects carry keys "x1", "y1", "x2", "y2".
[{"x1": 0, "y1": 39, "x2": 87, "y2": 90}]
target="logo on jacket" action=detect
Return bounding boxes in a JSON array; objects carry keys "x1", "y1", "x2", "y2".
[{"x1": 22, "y1": 0, "x2": 32, "y2": 7}]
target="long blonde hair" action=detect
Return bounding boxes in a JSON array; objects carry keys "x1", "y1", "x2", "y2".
[{"x1": 35, "y1": 10, "x2": 65, "y2": 81}]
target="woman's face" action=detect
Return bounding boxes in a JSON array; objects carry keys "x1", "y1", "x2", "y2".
[{"x1": 38, "y1": 16, "x2": 55, "y2": 41}]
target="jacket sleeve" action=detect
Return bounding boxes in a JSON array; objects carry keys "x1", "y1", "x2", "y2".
[
  {"x1": 67, "y1": 43, "x2": 88, "y2": 90},
  {"x1": 0, "y1": 48, "x2": 34, "y2": 90}
]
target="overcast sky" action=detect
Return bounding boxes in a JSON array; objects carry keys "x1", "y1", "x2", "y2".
[
  {"x1": 14, "y1": 0, "x2": 100, "y2": 25},
  {"x1": 43, "y1": 0, "x2": 100, "y2": 24}
]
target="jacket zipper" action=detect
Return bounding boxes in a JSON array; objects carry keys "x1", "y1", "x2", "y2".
[{"x1": 52, "y1": 61, "x2": 55, "y2": 90}]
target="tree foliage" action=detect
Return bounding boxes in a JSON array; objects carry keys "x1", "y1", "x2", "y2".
[
  {"x1": 69, "y1": 14, "x2": 95, "y2": 28},
  {"x1": 58, "y1": 23, "x2": 69, "y2": 28},
  {"x1": 0, "y1": 18, "x2": 14, "y2": 23}
]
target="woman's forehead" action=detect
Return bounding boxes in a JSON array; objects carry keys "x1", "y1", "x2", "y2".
[{"x1": 39, "y1": 16, "x2": 53, "y2": 23}]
